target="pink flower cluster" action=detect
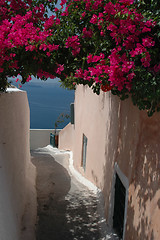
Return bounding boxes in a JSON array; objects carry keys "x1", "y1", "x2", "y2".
[
  {"x1": 153, "y1": 64, "x2": 160, "y2": 73},
  {"x1": 65, "y1": 36, "x2": 81, "y2": 56},
  {"x1": 0, "y1": 0, "x2": 158, "y2": 92},
  {"x1": 82, "y1": 28, "x2": 93, "y2": 38},
  {"x1": 0, "y1": 0, "x2": 62, "y2": 80},
  {"x1": 75, "y1": 50, "x2": 135, "y2": 91},
  {"x1": 107, "y1": 48, "x2": 135, "y2": 91},
  {"x1": 55, "y1": 64, "x2": 64, "y2": 75},
  {"x1": 37, "y1": 69, "x2": 55, "y2": 79},
  {"x1": 69, "y1": 0, "x2": 157, "y2": 92}
]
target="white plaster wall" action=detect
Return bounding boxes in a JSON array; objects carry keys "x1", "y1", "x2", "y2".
[
  {"x1": 59, "y1": 123, "x2": 74, "y2": 151},
  {"x1": 30, "y1": 129, "x2": 61, "y2": 150},
  {"x1": 0, "y1": 89, "x2": 36, "y2": 240}
]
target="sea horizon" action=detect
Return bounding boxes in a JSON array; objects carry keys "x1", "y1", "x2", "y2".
[{"x1": 10, "y1": 77, "x2": 75, "y2": 129}]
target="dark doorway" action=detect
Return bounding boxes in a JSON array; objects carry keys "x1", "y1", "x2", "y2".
[{"x1": 113, "y1": 173, "x2": 126, "y2": 239}]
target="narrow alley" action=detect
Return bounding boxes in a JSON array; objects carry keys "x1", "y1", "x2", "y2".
[{"x1": 31, "y1": 146, "x2": 119, "y2": 240}]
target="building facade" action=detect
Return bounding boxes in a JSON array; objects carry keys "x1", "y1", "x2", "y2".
[{"x1": 59, "y1": 85, "x2": 160, "y2": 240}]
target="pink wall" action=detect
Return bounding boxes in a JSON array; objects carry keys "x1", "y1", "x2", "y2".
[
  {"x1": 126, "y1": 112, "x2": 160, "y2": 239},
  {"x1": 59, "y1": 85, "x2": 160, "y2": 239}
]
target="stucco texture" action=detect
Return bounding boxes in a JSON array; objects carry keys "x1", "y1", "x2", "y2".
[
  {"x1": 126, "y1": 112, "x2": 160, "y2": 240},
  {"x1": 0, "y1": 89, "x2": 36, "y2": 240},
  {"x1": 59, "y1": 85, "x2": 160, "y2": 239}
]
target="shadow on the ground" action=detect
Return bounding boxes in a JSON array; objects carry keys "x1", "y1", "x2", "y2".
[{"x1": 31, "y1": 150, "x2": 101, "y2": 240}]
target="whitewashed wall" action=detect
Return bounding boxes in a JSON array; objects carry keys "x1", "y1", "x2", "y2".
[
  {"x1": 30, "y1": 129, "x2": 61, "y2": 150},
  {"x1": 0, "y1": 88, "x2": 36, "y2": 240}
]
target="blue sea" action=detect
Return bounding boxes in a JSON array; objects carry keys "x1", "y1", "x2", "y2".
[{"x1": 10, "y1": 78, "x2": 75, "y2": 129}]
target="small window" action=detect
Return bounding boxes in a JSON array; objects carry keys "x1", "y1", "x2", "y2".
[
  {"x1": 70, "y1": 103, "x2": 74, "y2": 124},
  {"x1": 81, "y1": 134, "x2": 88, "y2": 171}
]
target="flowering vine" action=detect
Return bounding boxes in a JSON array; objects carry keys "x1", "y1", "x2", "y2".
[
  {"x1": 0, "y1": 0, "x2": 160, "y2": 116},
  {"x1": 56, "y1": 0, "x2": 160, "y2": 116}
]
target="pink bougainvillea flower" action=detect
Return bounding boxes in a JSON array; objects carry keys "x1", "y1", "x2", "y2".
[
  {"x1": 101, "y1": 84, "x2": 114, "y2": 92},
  {"x1": 90, "y1": 14, "x2": 98, "y2": 24},
  {"x1": 66, "y1": 35, "x2": 81, "y2": 56},
  {"x1": 142, "y1": 37, "x2": 155, "y2": 48},
  {"x1": 82, "y1": 28, "x2": 93, "y2": 38},
  {"x1": 56, "y1": 64, "x2": 64, "y2": 74},
  {"x1": 153, "y1": 63, "x2": 160, "y2": 73},
  {"x1": 26, "y1": 75, "x2": 32, "y2": 82},
  {"x1": 81, "y1": 12, "x2": 86, "y2": 18},
  {"x1": 75, "y1": 68, "x2": 83, "y2": 78},
  {"x1": 119, "y1": 0, "x2": 134, "y2": 5}
]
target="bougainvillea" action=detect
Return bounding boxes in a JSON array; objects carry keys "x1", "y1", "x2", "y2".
[
  {"x1": 56, "y1": 0, "x2": 160, "y2": 116},
  {"x1": 0, "y1": 0, "x2": 60, "y2": 89},
  {"x1": 0, "y1": 0, "x2": 160, "y2": 116}
]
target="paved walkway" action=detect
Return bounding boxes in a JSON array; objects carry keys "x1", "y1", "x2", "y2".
[{"x1": 31, "y1": 146, "x2": 119, "y2": 240}]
